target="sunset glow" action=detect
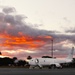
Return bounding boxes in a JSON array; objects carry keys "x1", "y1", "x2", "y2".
[
  {"x1": 0, "y1": 32, "x2": 52, "y2": 49},
  {"x1": 0, "y1": 0, "x2": 75, "y2": 59}
]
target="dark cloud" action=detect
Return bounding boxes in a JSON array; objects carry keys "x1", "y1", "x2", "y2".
[
  {"x1": 0, "y1": 7, "x2": 54, "y2": 50},
  {"x1": 65, "y1": 27, "x2": 75, "y2": 33},
  {"x1": 63, "y1": 17, "x2": 71, "y2": 23},
  {"x1": 3, "y1": 7, "x2": 16, "y2": 14}
]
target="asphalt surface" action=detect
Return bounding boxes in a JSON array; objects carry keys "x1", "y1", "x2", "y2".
[{"x1": 0, "y1": 68, "x2": 75, "y2": 75}]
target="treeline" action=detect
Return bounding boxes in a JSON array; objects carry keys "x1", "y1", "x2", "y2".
[{"x1": 0, "y1": 57, "x2": 28, "y2": 67}]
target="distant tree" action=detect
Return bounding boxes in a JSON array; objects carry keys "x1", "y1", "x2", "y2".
[
  {"x1": 27, "y1": 56, "x2": 32, "y2": 60},
  {"x1": 0, "y1": 52, "x2": 2, "y2": 55},
  {"x1": 12, "y1": 57, "x2": 17, "y2": 61},
  {"x1": 72, "y1": 58, "x2": 75, "y2": 63},
  {"x1": 0, "y1": 57, "x2": 13, "y2": 66},
  {"x1": 12, "y1": 57, "x2": 18, "y2": 66},
  {"x1": 17, "y1": 60, "x2": 26, "y2": 66}
]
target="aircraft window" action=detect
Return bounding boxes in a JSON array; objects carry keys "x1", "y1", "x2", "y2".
[{"x1": 44, "y1": 60, "x2": 45, "y2": 62}]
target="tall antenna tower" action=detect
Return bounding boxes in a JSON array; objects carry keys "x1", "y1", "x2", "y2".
[{"x1": 51, "y1": 39, "x2": 53, "y2": 58}]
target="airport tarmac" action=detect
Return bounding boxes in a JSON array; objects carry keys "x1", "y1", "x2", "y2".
[{"x1": 0, "y1": 68, "x2": 75, "y2": 75}]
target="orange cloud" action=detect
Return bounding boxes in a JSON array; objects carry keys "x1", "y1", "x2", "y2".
[{"x1": 0, "y1": 32, "x2": 53, "y2": 50}]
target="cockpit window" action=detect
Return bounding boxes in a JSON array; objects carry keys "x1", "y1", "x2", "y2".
[{"x1": 35, "y1": 59, "x2": 39, "y2": 63}]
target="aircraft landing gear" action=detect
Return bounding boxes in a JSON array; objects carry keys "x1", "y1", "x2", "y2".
[
  {"x1": 29, "y1": 66, "x2": 35, "y2": 69},
  {"x1": 29, "y1": 65, "x2": 42, "y2": 69},
  {"x1": 49, "y1": 65, "x2": 56, "y2": 69}
]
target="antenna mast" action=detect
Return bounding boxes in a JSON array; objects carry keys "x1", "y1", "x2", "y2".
[{"x1": 51, "y1": 39, "x2": 53, "y2": 58}]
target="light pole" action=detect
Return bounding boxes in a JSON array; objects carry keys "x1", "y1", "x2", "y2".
[{"x1": 51, "y1": 39, "x2": 53, "y2": 58}]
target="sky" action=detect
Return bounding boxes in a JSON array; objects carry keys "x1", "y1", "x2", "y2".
[{"x1": 0, "y1": 0, "x2": 75, "y2": 60}]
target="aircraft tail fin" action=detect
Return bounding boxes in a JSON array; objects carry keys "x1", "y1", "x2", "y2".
[{"x1": 66, "y1": 47, "x2": 74, "y2": 59}]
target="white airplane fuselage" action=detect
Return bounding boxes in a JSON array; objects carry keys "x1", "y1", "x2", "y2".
[
  {"x1": 29, "y1": 47, "x2": 74, "y2": 69},
  {"x1": 29, "y1": 58, "x2": 72, "y2": 68}
]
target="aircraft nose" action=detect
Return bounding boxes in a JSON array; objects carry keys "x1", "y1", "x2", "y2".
[
  {"x1": 29, "y1": 59, "x2": 34, "y2": 65},
  {"x1": 29, "y1": 60, "x2": 32, "y2": 64}
]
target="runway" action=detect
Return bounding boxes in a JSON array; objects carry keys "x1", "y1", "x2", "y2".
[{"x1": 0, "y1": 68, "x2": 75, "y2": 75}]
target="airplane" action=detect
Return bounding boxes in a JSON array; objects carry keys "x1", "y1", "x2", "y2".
[{"x1": 29, "y1": 47, "x2": 74, "y2": 69}]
